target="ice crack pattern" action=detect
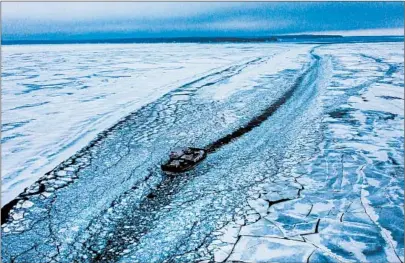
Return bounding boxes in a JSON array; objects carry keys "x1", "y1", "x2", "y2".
[{"x1": 1, "y1": 42, "x2": 403, "y2": 263}]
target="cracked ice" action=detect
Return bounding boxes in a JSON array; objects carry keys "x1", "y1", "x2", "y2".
[{"x1": 1, "y1": 42, "x2": 403, "y2": 263}]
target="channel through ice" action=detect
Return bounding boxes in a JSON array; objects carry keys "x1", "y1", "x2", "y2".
[{"x1": 1, "y1": 42, "x2": 404, "y2": 263}]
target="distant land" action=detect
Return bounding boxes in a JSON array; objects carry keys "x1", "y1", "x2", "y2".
[{"x1": 2, "y1": 35, "x2": 404, "y2": 45}]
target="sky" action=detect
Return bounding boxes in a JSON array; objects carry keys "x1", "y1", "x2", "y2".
[{"x1": 1, "y1": 2, "x2": 404, "y2": 41}]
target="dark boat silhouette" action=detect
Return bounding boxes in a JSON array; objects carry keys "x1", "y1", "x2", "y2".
[{"x1": 161, "y1": 147, "x2": 207, "y2": 174}]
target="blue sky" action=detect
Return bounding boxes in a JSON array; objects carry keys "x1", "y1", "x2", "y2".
[{"x1": 2, "y1": 2, "x2": 404, "y2": 40}]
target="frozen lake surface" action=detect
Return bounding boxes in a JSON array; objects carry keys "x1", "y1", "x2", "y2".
[
  {"x1": 1, "y1": 42, "x2": 404, "y2": 263},
  {"x1": 1, "y1": 43, "x2": 297, "y2": 205}
]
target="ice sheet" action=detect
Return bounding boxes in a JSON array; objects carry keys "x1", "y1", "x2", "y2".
[{"x1": 2, "y1": 43, "x2": 295, "y2": 205}]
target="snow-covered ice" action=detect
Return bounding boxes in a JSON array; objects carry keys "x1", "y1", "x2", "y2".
[
  {"x1": 1, "y1": 42, "x2": 403, "y2": 263},
  {"x1": 1, "y1": 43, "x2": 295, "y2": 205}
]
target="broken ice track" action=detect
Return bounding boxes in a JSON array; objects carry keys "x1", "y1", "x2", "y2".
[
  {"x1": 3, "y1": 42, "x2": 402, "y2": 263},
  {"x1": 161, "y1": 53, "x2": 319, "y2": 175}
]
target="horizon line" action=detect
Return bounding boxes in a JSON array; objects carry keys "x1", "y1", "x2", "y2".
[{"x1": 2, "y1": 35, "x2": 404, "y2": 46}]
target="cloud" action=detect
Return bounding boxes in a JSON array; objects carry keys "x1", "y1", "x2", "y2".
[
  {"x1": 200, "y1": 19, "x2": 292, "y2": 31},
  {"x1": 1, "y1": 2, "x2": 243, "y2": 21},
  {"x1": 2, "y1": 2, "x2": 403, "y2": 40},
  {"x1": 299, "y1": 28, "x2": 404, "y2": 36},
  {"x1": 2, "y1": 17, "x2": 291, "y2": 36}
]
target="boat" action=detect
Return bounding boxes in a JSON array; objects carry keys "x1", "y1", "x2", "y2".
[{"x1": 161, "y1": 147, "x2": 206, "y2": 174}]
